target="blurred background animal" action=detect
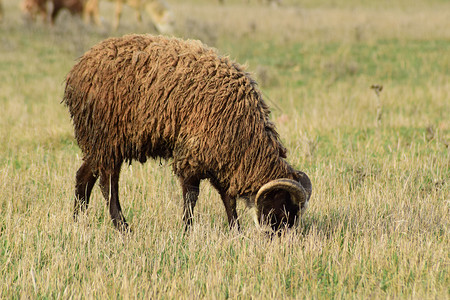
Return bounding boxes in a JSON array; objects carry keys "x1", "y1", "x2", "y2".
[
  {"x1": 84, "y1": 0, "x2": 174, "y2": 33},
  {"x1": 83, "y1": 0, "x2": 101, "y2": 25},
  {"x1": 21, "y1": 0, "x2": 47, "y2": 22},
  {"x1": 21, "y1": 0, "x2": 84, "y2": 24}
]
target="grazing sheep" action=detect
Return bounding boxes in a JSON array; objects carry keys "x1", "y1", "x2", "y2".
[
  {"x1": 21, "y1": 0, "x2": 84, "y2": 24},
  {"x1": 63, "y1": 34, "x2": 312, "y2": 232}
]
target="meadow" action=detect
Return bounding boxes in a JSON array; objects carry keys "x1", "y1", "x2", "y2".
[{"x1": 0, "y1": 0, "x2": 449, "y2": 298}]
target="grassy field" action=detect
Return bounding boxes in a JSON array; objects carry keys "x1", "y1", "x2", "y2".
[{"x1": 0, "y1": 0, "x2": 449, "y2": 298}]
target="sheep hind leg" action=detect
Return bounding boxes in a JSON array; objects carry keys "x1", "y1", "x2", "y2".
[
  {"x1": 180, "y1": 176, "x2": 200, "y2": 231},
  {"x1": 99, "y1": 164, "x2": 129, "y2": 232},
  {"x1": 74, "y1": 160, "x2": 97, "y2": 220}
]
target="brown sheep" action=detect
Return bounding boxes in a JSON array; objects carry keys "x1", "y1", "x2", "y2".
[{"x1": 63, "y1": 34, "x2": 312, "y2": 232}]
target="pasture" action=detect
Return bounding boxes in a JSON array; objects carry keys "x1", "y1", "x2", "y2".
[{"x1": 0, "y1": 0, "x2": 449, "y2": 298}]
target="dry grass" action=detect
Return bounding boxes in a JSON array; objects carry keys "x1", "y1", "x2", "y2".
[
  {"x1": 173, "y1": 1, "x2": 450, "y2": 44},
  {"x1": 0, "y1": 0, "x2": 449, "y2": 298}
]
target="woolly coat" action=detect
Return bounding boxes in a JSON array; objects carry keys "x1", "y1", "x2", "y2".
[{"x1": 63, "y1": 34, "x2": 295, "y2": 197}]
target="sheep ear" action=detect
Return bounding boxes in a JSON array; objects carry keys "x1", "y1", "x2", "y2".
[{"x1": 255, "y1": 179, "x2": 307, "y2": 212}]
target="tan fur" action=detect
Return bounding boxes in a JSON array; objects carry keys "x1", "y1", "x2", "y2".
[
  {"x1": 84, "y1": 0, "x2": 174, "y2": 32},
  {"x1": 83, "y1": 0, "x2": 101, "y2": 25},
  {"x1": 63, "y1": 34, "x2": 295, "y2": 198}
]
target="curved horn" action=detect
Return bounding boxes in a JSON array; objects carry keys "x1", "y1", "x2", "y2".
[{"x1": 255, "y1": 178, "x2": 307, "y2": 209}]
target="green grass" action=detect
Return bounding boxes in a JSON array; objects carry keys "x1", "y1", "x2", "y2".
[{"x1": 0, "y1": 0, "x2": 449, "y2": 298}]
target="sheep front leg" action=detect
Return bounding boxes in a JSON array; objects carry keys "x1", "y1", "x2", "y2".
[
  {"x1": 210, "y1": 181, "x2": 240, "y2": 231},
  {"x1": 220, "y1": 193, "x2": 240, "y2": 231},
  {"x1": 74, "y1": 160, "x2": 97, "y2": 220},
  {"x1": 99, "y1": 165, "x2": 129, "y2": 232},
  {"x1": 180, "y1": 176, "x2": 200, "y2": 231}
]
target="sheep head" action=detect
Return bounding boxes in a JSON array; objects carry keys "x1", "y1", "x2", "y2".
[{"x1": 255, "y1": 172, "x2": 312, "y2": 231}]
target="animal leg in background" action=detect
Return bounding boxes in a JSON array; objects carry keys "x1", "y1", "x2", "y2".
[
  {"x1": 134, "y1": 5, "x2": 142, "y2": 23},
  {"x1": 83, "y1": 0, "x2": 101, "y2": 26},
  {"x1": 113, "y1": 0, "x2": 123, "y2": 30},
  {"x1": 51, "y1": 1, "x2": 62, "y2": 24},
  {"x1": 99, "y1": 163, "x2": 129, "y2": 232},
  {"x1": 180, "y1": 176, "x2": 200, "y2": 230},
  {"x1": 74, "y1": 159, "x2": 98, "y2": 219}
]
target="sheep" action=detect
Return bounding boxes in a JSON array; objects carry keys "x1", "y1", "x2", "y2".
[
  {"x1": 63, "y1": 34, "x2": 312, "y2": 232},
  {"x1": 21, "y1": 0, "x2": 84, "y2": 24}
]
